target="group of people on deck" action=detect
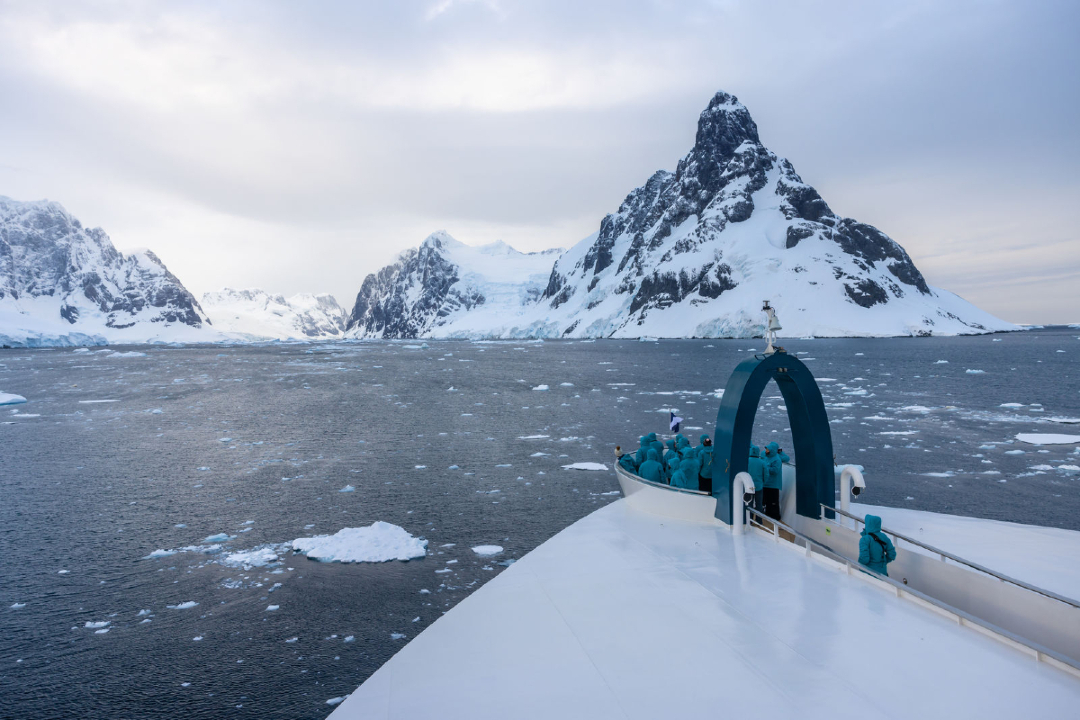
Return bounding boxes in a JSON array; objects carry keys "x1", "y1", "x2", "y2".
[
  {"x1": 618, "y1": 435, "x2": 790, "y2": 522},
  {"x1": 746, "y1": 442, "x2": 788, "y2": 522},
  {"x1": 617, "y1": 432, "x2": 715, "y2": 493}
]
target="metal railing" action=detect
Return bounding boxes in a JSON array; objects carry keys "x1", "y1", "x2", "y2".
[
  {"x1": 613, "y1": 460, "x2": 712, "y2": 496},
  {"x1": 821, "y1": 503, "x2": 1080, "y2": 610},
  {"x1": 741, "y1": 504, "x2": 1080, "y2": 677}
]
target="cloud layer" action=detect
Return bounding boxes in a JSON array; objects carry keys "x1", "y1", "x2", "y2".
[{"x1": 0, "y1": 0, "x2": 1076, "y2": 322}]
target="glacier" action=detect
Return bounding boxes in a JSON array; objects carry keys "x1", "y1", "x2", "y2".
[{"x1": 201, "y1": 288, "x2": 348, "y2": 341}]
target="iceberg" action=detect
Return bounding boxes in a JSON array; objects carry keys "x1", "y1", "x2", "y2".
[{"x1": 291, "y1": 522, "x2": 428, "y2": 563}]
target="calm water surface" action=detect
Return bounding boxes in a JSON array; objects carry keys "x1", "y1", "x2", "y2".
[{"x1": 1, "y1": 331, "x2": 1078, "y2": 719}]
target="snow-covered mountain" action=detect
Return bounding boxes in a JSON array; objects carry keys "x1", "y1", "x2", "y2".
[
  {"x1": 0, "y1": 196, "x2": 214, "y2": 347},
  {"x1": 346, "y1": 232, "x2": 563, "y2": 338},
  {"x1": 202, "y1": 288, "x2": 347, "y2": 340},
  {"x1": 347, "y1": 92, "x2": 1013, "y2": 339}
]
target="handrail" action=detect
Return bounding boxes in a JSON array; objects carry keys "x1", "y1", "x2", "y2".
[
  {"x1": 613, "y1": 461, "x2": 711, "y2": 496},
  {"x1": 742, "y1": 504, "x2": 1080, "y2": 675},
  {"x1": 821, "y1": 503, "x2": 1080, "y2": 610}
]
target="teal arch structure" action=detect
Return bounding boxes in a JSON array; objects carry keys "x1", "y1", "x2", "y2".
[{"x1": 711, "y1": 351, "x2": 835, "y2": 525}]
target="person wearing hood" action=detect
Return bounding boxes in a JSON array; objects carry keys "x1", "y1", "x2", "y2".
[
  {"x1": 669, "y1": 457, "x2": 694, "y2": 490},
  {"x1": 634, "y1": 436, "x2": 651, "y2": 466},
  {"x1": 696, "y1": 434, "x2": 714, "y2": 493},
  {"x1": 663, "y1": 439, "x2": 679, "y2": 467},
  {"x1": 859, "y1": 515, "x2": 897, "y2": 576},
  {"x1": 762, "y1": 443, "x2": 783, "y2": 521},
  {"x1": 747, "y1": 445, "x2": 766, "y2": 512},
  {"x1": 677, "y1": 452, "x2": 702, "y2": 491},
  {"x1": 638, "y1": 449, "x2": 665, "y2": 484},
  {"x1": 651, "y1": 439, "x2": 665, "y2": 458},
  {"x1": 618, "y1": 451, "x2": 639, "y2": 475}
]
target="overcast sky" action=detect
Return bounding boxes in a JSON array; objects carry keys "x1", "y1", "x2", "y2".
[{"x1": 1, "y1": 0, "x2": 1076, "y2": 322}]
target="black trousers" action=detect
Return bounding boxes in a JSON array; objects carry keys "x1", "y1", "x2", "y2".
[
  {"x1": 763, "y1": 487, "x2": 781, "y2": 521},
  {"x1": 754, "y1": 490, "x2": 764, "y2": 513},
  {"x1": 697, "y1": 473, "x2": 712, "y2": 494}
]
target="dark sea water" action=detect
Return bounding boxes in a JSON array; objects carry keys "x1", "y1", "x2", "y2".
[{"x1": 1, "y1": 330, "x2": 1078, "y2": 719}]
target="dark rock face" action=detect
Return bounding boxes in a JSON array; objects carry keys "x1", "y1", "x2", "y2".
[
  {"x1": 347, "y1": 233, "x2": 478, "y2": 338},
  {"x1": 0, "y1": 196, "x2": 209, "y2": 330},
  {"x1": 541, "y1": 90, "x2": 935, "y2": 334}
]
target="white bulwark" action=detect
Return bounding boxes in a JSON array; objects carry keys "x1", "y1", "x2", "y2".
[{"x1": 329, "y1": 493, "x2": 1080, "y2": 719}]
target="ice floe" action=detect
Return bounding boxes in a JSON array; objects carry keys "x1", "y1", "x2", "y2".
[
  {"x1": 222, "y1": 547, "x2": 281, "y2": 569},
  {"x1": 326, "y1": 696, "x2": 348, "y2": 706},
  {"x1": 291, "y1": 522, "x2": 427, "y2": 563},
  {"x1": 561, "y1": 462, "x2": 608, "y2": 471},
  {"x1": 1016, "y1": 433, "x2": 1080, "y2": 445},
  {"x1": 0, "y1": 392, "x2": 27, "y2": 405},
  {"x1": 471, "y1": 545, "x2": 503, "y2": 557},
  {"x1": 532, "y1": 384, "x2": 549, "y2": 391},
  {"x1": 167, "y1": 601, "x2": 199, "y2": 610}
]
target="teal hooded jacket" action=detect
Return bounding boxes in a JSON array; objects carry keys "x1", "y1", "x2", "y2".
[
  {"x1": 747, "y1": 445, "x2": 767, "y2": 491},
  {"x1": 618, "y1": 452, "x2": 639, "y2": 474},
  {"x1": 858, "y1": 515, "x2": 897, "y2": 576},
  {"x1": 638, "y1": 449, "x2": 665, "y2": 484},
  {"x1": 764, "y1": 442, "x2": 784, "y2": 490},
  {"x1": 669, "y1": 458, "x2": 694, "y2": 490},
  {"x1": 697, "y1": 434, "x2": 713, "y2": 479}
]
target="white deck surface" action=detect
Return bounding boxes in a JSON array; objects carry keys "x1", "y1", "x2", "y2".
[{"x1": 330, "y1": 500, "x2": 1080, "y2": 719}]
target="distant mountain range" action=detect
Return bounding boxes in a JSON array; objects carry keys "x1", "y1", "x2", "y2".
[{"x1": 0, "y1": 91, "x2": 1015, "y2": 346}]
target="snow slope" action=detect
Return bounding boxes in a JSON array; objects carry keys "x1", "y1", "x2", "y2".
[
  {"x1": 202, "y1": 288, "x2": 347, "y2": 340},
  {"x1": 0, "y1": 196, "x2": 216, "y2": 346},
  {"x1": 346, "y1": 232, "x2": 563, "y2": 338}
]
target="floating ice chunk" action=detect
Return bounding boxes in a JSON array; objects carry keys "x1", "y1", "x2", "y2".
[
  {"x1": 168, "y1": 601, "x2": 199, "y2": 610},
  {"x1": 344, "y1": 635, "x2": 355, "y2": 642},
  {"x1": 448, "y1": 465, "x2": 459, "y2": 470},
  {"x1": 222, "y1": 547, "x2": 280, "y2": 569},
  {"x1": 145, "y1": 549, "x2": 177, "y2": 559},
  {"x1": 965, "y1": 369, "x2": 986, "y2": 375},
  {"x1": 934, "y1": 360, "x2": 949, "y2": 364},
  {"x1": 192, "y1": 636, "x2": 203, "y2": 641},
  {"x1": 107, "y1": 351, "x2": 146, "y2": 358},
  {"x1": 326, "y1": 696, "x2": 348, "y2": 706},
  {"x1": 85, "y1": 621, "x2": 110, "y2": 629},
  {"x1": 339, "y1": 485, "x2": 356, "y2": 493},
  {"x1": 95, "y1": 628, "x2": 110, "y2": 634},
  {"x1": 266, "y1": 605, "x2": 279, "y2": 611},
  {"x1": 10, "y1": 603, "x2": 26, "y2": 609},
  {"x1": 532, "y1": 385, "x2": 549, "y2": 391},
  {"x1": 1016, "y1": 434, "x2": 1080, "y2": 445},
  {"x1": 285, "y1": 637, "x2": 298, "y2": 643},
  {"x1": 414, "y1": 465, "x2": 426, "y2": 469},
  {"x1": 292, "y1": 522, "x2": 427, "y2": 563},
  {"x1": 517, "y1": 434, "x2": 549, "y2": 440},
  {"x1": 879, "y1": 431, "x2": 919, "y2": 436},
  {"x1": 137, "y1": 609, "x2": 151, "y2": 616},
  {"x1": 390, "y1": 633, "x2": 406, "y2": 640},
  {"x1": 922, "y1": 472, "x2": 955, "y2": 478},
  {"x1": 1059, "y1": 465, "x2": 1080, "y2": 472},
  {"x1": 560, "y1": 382, "x2": 574, "y2": 387},
  {"x1": 1048, "y1": 417, "x2": 1080, "y2": 424},
  {"x1": 203, "y1": 533, "x2": 234, "y2": 543},
  {"x1": 0, "y1": 393, "x2": 28, "y2": 406},
  {"x1": 471, "y1": 545, "x2": 503, "y2": 557},
  {"x1": 218, "y1": 438, "x2": 232, "y2": 442},
  {"x1": 1004, "y1": 449, "x2": 1026, "y2": 455},
  {"x1": 1000, "y1": 403, "x2": 1024, "y2": 408},
  {"x1": 530, "y1": 452, "x2": 549, "y2": 457},
  {"x1": 561, "y1": 462, "x2": 608, "y2": 471},
  {"x1": 58, "y1": 570, "x2": 69, "y2": 574},
  {"x1": 78, "y1": 399, "x2": 118, "y2": 404}
]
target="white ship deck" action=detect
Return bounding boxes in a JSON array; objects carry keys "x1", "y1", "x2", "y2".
[{"x1": 330, "y1": 499, "x2": 1080, "y2": 719}]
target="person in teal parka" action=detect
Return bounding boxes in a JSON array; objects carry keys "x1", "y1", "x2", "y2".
[
  {"x1": 638, "y1": 449, "x2": 666, "y2": 484},
  {"x1": 762, "y1": 443, "x2": 783, "y2": 520},
  {"x1": 618, "y1": 452, "x2": 639, "y2": 475},
  {"x1": 662, "y1": 439, "x2": 679, "y2": 467},
  {"x1": 859, "y1": 515, "x2": 897, "y2": 576},
  {"x1": 697, "y1": 434, "x2": 713, "y2": 493},
  {"x1": 677, "y1": 452, "x2": 701, "y2": 491},
  {"x1": 747, "y1": 445, "x2": 766, "y2": 512},
  {"x1": 669, "y1": 457, "x2": 694, "y2": 489},
  {"x1": 634, "y1": 435, "x2": 651, "y2": 466}
]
